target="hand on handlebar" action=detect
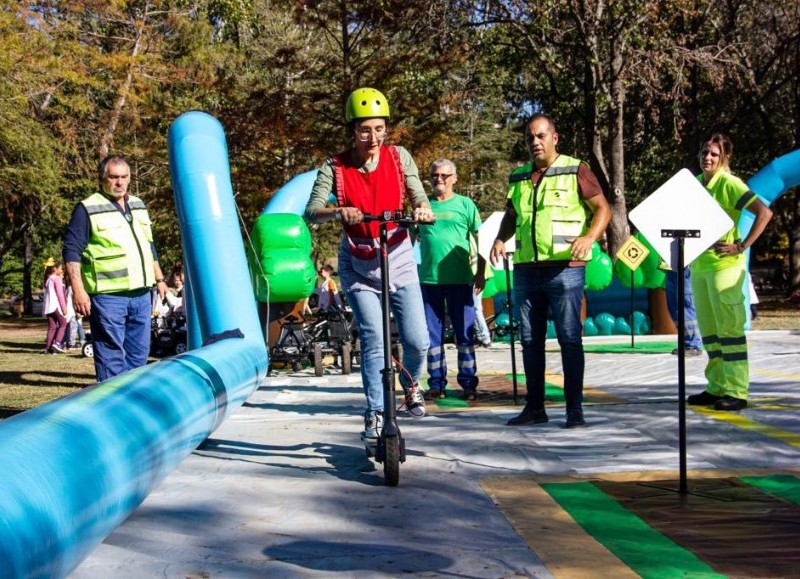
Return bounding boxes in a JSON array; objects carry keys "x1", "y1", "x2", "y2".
[
  {"x1": 338, "y1": 207, "x2": 363, "y2": 225},
  {"x1": 412, "y1": 205, "x2": 435, "y2": 223}
]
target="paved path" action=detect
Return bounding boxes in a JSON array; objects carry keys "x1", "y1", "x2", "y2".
[{"x1": 72, "y1": 331, "x2": 800, "y2": 577}]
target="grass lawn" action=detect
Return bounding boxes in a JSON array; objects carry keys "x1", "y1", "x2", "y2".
[{"x1": 0, "y1": 315, "x2": 95, "y2": 418}]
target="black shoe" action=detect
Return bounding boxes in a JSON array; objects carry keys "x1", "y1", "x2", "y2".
[
  {"x1": 463, "y1": 388, "x2": 477, "y2": 401},
  {"x1": 565, "y1": 409, "x2": 587, "y2": 429},
  {"x1": 687, "y1": 390, "x2": 722, "y2": 406},
  {"x1": 507, "y1": 405, "x2": 548, "y2": 426},
  {"x1": 424, "y1": 389, "x2": 446, "y2": 401},
  {"x1": 714, "y1": 396, "x2": 747, "y2": 411}
]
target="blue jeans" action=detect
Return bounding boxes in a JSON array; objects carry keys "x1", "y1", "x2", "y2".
[
  {"x1": 89, "y1": 289, "x2": 151, "y2": 382},
  {"x1": 666, "y1": 268, "x2": 703, "y2": 349},
  {"x1": 515, "y1": 265, "x2": 585, "y2": 412},
  {"x1": 421, "y1": 284, "x2": 478, "y2": 391},
  {"x1": 346, "y1": 284, "x2": 429, "y2": 413}
]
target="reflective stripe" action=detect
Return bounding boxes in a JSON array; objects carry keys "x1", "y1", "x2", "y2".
[
  {"x1": 722, "y1": 351, "x2": 749, "y2": 362},
  {"x1": 735, "y1": 190, "x2": 756, "y2": 210},
  {"x1": 545, "y1": 165, "x2": 580, "y2": 177},
  {"x1": 85, "y1": 202, "x2": 121, "y2": 215},
  {"x1": 96, "y1": 268, "x2": 129, "y2": 281},
  {"x1": 428, "y1": 345, "x2": 443, "y2": 357},
  {"x1": 720, "y1": 335, "x2": 747, "y2": 346}
]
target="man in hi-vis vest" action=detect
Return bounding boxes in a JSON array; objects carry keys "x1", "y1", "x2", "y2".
[
  {"x1": 490, "y1": 114, "x2": 611, "y2": 429},
  {"x1": 63, "y1": 155, "x2": 168, "y2": 381}
]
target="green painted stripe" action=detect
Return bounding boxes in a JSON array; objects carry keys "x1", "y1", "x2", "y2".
[
  {"x1": 541, "y1": 482, "x2": 724, "y2": 579},
  {"x1": 508, "y1": 375, "x2": 565, "y2": 402},
  {"x1": 582, "y1": 341, "x2": 676, "y2": 354},
  {"x1": 740, "y1": 475, "x2": 800, "y2": 505}
]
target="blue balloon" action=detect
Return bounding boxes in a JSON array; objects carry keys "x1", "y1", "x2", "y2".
[
  {"x1": 631, "y1": 311, "x2": 650, "y2": 335},
  {"x1": 595, "y1": 312, "x2": 615, "y2": 335},
  {"x1": 546, "y1": 319, "x2": 556, "y2": 339},
  {"x1": 614, "y1": 316, "x2": 632, "y2": 335},
  {"x1": 583, "y1": 317, "x2": 598, "y2": 336}
]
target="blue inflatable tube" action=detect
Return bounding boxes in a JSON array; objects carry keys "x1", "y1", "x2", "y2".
[
  {"x1": 740, "y1": 149, "x2": 800, "y2": 237},
  {"x1": 0, "y1": 111, "x2": 267, "y2": 577},
  {"x1": 263, "y1": 169, "x2": 319, "y2": 215},
  {"x1": 738, "y1": 150, "x2": 800, "y2": 318}
]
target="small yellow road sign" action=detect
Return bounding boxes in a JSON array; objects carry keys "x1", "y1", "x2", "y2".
[{"x1": 616, "y1": 236, "x2": 650, "y2": 270}]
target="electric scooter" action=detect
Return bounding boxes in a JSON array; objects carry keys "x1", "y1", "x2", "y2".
[{"x1": 360, "y1": 210, "x2": 427, "y2": 486}]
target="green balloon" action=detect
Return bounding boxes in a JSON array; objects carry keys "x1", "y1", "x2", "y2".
[
  {"x1": 614, "y1": 258, "x2": 645, "y2": 288},
  {"x1": 482, "y1": 275, "x2": 498, "y2": 299},
  {"x1": 585, "y1": 251, "x2": 613, "y2": 290},
  {"x1": 634, "y1": 231, "x2": 664, "y2": 288},
  {"x1": 643, "y1": 267, "x2": 666, "y2": 289},
  {"x1": 492, "y1": 267, "x2": 509, "y2": 293}
]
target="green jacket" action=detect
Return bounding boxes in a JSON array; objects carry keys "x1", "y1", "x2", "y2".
[
  {"x1": 507, "y1": 155, "x2": 590, "y2": 263},
  {"x1": 80, "y1": 192, "x2": 156, "y2": 293}
]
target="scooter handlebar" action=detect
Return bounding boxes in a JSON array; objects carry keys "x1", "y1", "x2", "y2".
[{"x1": 362, "y1": 210, "x2": 432, "y2": 227}]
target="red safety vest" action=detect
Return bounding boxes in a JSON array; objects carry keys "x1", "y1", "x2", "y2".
[{"x1": 331, "y1": 145, "x2": 408, "y2": 259}]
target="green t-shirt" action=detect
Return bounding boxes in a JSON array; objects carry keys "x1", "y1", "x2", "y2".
[
  {"x1": 417, "y1": 194, "x2": 481, "y2": 285},
  {"x1": 691, "y1": 169, "x2": 756, "y2": 273}
]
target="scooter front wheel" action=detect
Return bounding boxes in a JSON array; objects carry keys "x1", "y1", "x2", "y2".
[{"x1": 383, "y1": 435, "x2": 400, "y2": 486}]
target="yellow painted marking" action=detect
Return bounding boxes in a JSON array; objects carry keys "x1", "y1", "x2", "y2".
[
  {"x1": 481, "y1": 477, "x2": 637, "y2": 579},
  {"x1": 482, "y1": 468, "x2": 800, "y2": 577},
  {"x1": 693, "y1": 406, "x2": 800, "y2": 448},
  {"x1": 752, "y1": 367, "x2": 800, "y2": 380}
]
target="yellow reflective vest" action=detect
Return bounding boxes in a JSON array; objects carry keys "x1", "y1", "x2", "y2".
[
  {"x1": 80, "y1": 192, "x2": 156, "y2": 293},
  {"x1": 507, "y1": 155, "x2": 590, "y2": 263}
]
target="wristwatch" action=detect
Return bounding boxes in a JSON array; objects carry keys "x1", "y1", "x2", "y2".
[{"x1": 155, "y1": 278, "x2": 167, "y2": 284}]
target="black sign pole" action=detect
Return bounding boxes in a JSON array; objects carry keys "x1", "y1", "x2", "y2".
[
  {"x1": 630, "y1": 269, "x2": 635, "y2": 348},
  {"x1": 662, "y1": 229, "x2": 700, "y2": 495}
]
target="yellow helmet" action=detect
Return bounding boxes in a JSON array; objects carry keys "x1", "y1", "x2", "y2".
[{"x1": 344, "y1": 88, "x2": 390, "y2": 122}]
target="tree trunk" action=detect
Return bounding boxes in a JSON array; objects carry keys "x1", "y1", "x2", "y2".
[
  {"x1": 605, "y1": 26, "x2": 630, "y2": 259},
  {"x1": 23, "y1": 227, "x2": 34, "y2": 314}
]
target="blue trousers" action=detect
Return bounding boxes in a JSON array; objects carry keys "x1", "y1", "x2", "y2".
[
  {"x1": 515, "y1": 266, "x2": 585, "y2": 412},
  {"x1": 421, "y1": 284, "x2": 478, "y2": 391},
  {"x1": 89, "y1": 289, "x2": 151, "y2": 382},
  {"x1": 666, "y1": 268, "x2": 703, "y2": 349},
  {"x1": 346, "y1": 285, "x2": 429, "y2": 413}
]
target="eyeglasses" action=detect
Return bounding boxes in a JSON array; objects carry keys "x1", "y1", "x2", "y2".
[
  {"x1": 431, "y1": 173, "x2": 453, "y2": 181},
  {"x1": 355, "y1": 126, "x2": 387, "y2": 141}
]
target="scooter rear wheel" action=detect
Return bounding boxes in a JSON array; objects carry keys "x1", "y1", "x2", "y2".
[{"x1": 383, "y1": 435, "x2": 400, "y2": 486}]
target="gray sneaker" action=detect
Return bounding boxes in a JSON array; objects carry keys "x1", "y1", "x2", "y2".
[
  {"x1": 403, "y1": 385, "x2": 426, "y2": 418},
  {"x1": 363, "y1": 410, "x2": 383, "y2": 439}
]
